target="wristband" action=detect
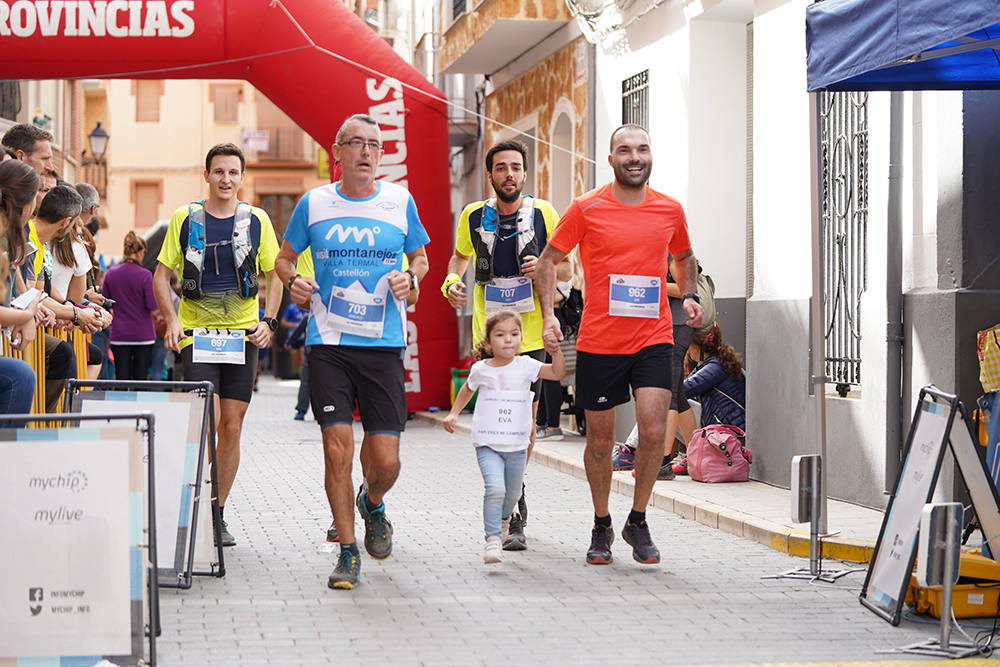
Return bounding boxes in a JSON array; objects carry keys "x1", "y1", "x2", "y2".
[
  {"x1": 682, "y1": 292, "x2": 701, "y2": 304},
  {"x1": 441, "y1": 273, "x2": 462, "y2": 299},
  {"x1": 72, "y1": 305, "x2": 79, "y2": 325}
]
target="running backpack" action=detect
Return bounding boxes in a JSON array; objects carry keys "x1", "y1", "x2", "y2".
[{"x1": 687, "y1": 424, "x2": 751, "y2": 483}]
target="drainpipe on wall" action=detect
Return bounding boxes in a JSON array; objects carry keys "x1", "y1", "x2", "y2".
[{"x1": 885, "y1": 91, "x2": 905, "y2": 494}]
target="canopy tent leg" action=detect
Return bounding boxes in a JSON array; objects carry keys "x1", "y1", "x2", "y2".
[{"x1": 808, "y1": 91, "x2": 829, "y2": 533}]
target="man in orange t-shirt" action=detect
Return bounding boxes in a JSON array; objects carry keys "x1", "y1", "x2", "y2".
[{"x1": 535, "y1": 124, "x2": 704, "y2": 566}]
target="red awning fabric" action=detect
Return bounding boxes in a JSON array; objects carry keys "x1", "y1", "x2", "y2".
[{"x1": 0, "y1": 0, "x2": 455, "y2": 408}]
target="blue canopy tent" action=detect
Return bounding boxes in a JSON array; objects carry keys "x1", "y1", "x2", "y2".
[
  {"x1": 806, "y1": 0, "x2": 1000, "y2": 91},
  {"x1": 801, "y1": 1, "x2": 1000, "y2": 638}
]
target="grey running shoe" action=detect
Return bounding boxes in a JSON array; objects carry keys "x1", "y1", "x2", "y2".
[
  {"x1": 503, "y1": 513, "x2": 527, "y2": 551},
  {"x1": 218, "y1": 519, "x2": 236, "y2": 547},
  {"x1": 328, "y1": 550, "x2": 361, "y2": 589},
  {"x1": 622, "y1": 521, "x2": 661, "y2": 564},
  {"x1": 326, "y1": 518, "x2": 339, "y2": 543},
  {"x1": 586, "y1": 523, "x2": 614, "y2": 564},
  {"x1": 356, "y1": 486, "x2": 393, "y2": 560},
  {"x1": 536, "y1": 426, "x2": 564, "y2": 440},
  {"x1": 657, "y1": 463, "x2": 676, "y2": 480}
]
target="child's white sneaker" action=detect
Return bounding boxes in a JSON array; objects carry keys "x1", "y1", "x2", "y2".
[
  {"x1": 484, "y1": 535, "x2": 502, "y2": 564},
  {"x1": 501, "y1": 518, "x2": 510, "y2": 543}
]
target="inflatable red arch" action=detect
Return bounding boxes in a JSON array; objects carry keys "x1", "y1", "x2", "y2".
[{"x1": 0, "y1": 0, "x2": 456, "y2": 410}]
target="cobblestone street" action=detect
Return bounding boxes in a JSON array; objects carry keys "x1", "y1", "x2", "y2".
[{"x1": 146, "y1": 378, "x2": 965, "y2": 666}]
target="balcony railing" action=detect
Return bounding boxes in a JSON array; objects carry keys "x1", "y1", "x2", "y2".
[
  {"x1": 80, "y1": 161, "x2": 107, "y2": 199},
  {"x1": 257, "y1": 127, "x2": 307, "y2": 162}
]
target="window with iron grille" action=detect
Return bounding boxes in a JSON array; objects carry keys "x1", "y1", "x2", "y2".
[
  {"x1": 621, "y1": 70, "x2": 649, "y2": 129},
  {"x1": 820, "y1": 90, "x2": 869, "y2": 397},
  {"x1": 453, "y1": 0, "x2": 466, "y2": 21}
]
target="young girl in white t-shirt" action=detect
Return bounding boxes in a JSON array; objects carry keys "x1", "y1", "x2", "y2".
[{"x1": 444, "y1": 309, "x2": 565, "y2": 564}]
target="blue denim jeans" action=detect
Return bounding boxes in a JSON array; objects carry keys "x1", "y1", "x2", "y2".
[
  {"x1": 475, "y1": 446, "x2": 528, "y2": 539},
  {"x1": 0, "y1": 357, "x2": 36, "y2": 426}
]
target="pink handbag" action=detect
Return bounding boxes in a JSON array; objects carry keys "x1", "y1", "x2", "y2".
[{"x1": 687, "y1": 424, "x2": 751, "y2": 483}]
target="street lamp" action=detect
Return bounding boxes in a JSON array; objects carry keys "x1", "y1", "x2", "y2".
[{"x1": 88, "y1": 121, "x2": 109, "y2": 162}]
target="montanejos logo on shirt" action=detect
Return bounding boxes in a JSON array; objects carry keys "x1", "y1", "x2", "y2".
[
  {"x1": 325, "y1": 223, "x2": 377, "y2": 246},
  {"x1": 0, "y1": 1, "x2": 196, "y2": 38}
]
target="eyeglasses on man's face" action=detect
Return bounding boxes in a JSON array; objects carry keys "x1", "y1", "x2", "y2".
[{"x1": 339, "y1": 138, "x2": 382, "y2": 152}]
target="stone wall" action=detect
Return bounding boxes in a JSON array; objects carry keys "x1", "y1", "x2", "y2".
[{"x1": 485, "y1": 39, "x2": 589, "y2": 202}]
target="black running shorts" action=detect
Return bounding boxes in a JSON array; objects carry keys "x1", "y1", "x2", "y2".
[
  {"x1": 307, "y1": 345, "x2": 407, "y2": 433},
  {"x1": 575, "y1": 343, "x2": 673, "y2": 412},
  {"x1": 181, "y1": 342, "x2": 259, "y2": 403}
]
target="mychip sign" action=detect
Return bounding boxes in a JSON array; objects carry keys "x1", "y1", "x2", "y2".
[{"x1": 0, "y1": 431, "x2": 142, "y2": 659}]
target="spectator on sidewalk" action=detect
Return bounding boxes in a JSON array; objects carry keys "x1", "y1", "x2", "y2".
[
  {"x1": 683, "y1": 323, "x2": 746, "y2": 427},
  {"x1": 102, "y1": 231, "x2": 160, "y2": 380},
  {"x1": 282, "y1": 300, "x2": 307, "y2": 376},
  {"x1": 0, "y1": 159, "x2": 42, "y2": 422}
]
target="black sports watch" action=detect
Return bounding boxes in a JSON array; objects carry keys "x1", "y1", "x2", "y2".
[
  {"x1": 261, "y1": 316, "x2": 279, "y2": 332},
  {"x1": 405, "y1": 269, "x2": 417, "y2": 290},
  {"x1": 682, "y1": 292, "x2": 701, "y2": 303}
]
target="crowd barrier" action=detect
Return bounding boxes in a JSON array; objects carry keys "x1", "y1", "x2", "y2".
[{"x1": 1, "y1": 327, "x2": 91, "y2": 416}]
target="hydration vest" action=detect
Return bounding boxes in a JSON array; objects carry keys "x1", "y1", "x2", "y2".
[
  {"x1": 470, "y1": 195, "x2": 538, "y2": 285},
  {"x1": 181, "y1": 200, "x2": 259, "y2": 300}
]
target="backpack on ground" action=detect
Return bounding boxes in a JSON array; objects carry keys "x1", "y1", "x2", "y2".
[{"x1": 687, "y1": 424, "x2": 751, "y2": 483}]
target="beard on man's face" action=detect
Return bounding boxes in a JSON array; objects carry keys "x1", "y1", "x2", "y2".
[
  {"x1": 490, "y1": 176, "x2": 523, "y2": 204},
  {"x1": 612, "y1": 159, "x2": 651, "y2": 188}
]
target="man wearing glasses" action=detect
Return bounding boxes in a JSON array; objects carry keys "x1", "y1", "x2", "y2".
[{"x1": 275, "y1": 113, "x2": 430, "y2": 589}]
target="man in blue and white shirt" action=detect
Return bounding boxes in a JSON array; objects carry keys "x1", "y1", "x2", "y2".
[{"x1": 276, "y1": 113, "x2": 429, "y2": 590}]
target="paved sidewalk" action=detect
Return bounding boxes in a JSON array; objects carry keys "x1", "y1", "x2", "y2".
[
  {"x1": 415, "y1": 411, "x2": 883, "y2": 563},
  {"x1": 153, "y1": 378, "x2": 973, "y2": 665}
]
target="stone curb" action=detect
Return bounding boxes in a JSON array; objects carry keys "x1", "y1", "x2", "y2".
[{"x1": 414, "y1": 410, "x2": 875, "y2": 564}]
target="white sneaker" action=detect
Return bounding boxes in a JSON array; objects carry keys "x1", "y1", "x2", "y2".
[
  {"x1": 501, "y1": 518, "x2": 510, "y2": 543},
  {"x1": 484, "y1": 536, "x2": 502, "y2": 564}
]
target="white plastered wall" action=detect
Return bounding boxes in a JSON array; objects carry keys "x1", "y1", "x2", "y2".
[{"x1": 750, "y1": 0, "x2": 964, "y2": 506}]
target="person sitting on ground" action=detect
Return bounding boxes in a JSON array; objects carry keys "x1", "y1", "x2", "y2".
[{"x1": 682, "y1": 323, "x2": 746, "y2": 428}]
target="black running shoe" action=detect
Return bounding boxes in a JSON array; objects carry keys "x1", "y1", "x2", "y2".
[
  {"x1": 218, "y1": 519, "x2": 236, "y2": 547},
  {"x1": 517, "y1": 482, "x2": 528, "y2": 526},
  {"x1": 621, "y1": 521, "x2": 661, "y2": 564},
  {"x1": 328, "y1": 550, "x2": 361, "y2": 589},
  {"x1": 326, "y1": 518, "x2": 339, "y2": 543},
  {"x1": 586, "y1": 524, "x2": 614, "y2": 564},
  {"x1": 503, "y1": 513, "x2": 527, "y2": 551},
  {"x1": 356, "y1": 486, "x2": 393, "y2": 560}
]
